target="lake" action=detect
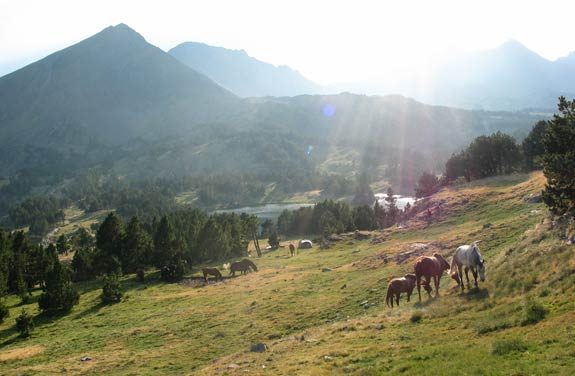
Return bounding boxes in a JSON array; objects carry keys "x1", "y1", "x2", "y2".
[
  {"x1": 374, "y1": 193, "x2": 416, "y2": 210},
  {"x1": 211, "y1": 202, "x2": 314, "y2": 220}
]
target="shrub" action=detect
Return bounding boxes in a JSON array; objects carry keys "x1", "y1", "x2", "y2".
[
  {"x1": 268, "y1": 232, "x2": 280, "y2": 249},
  {"x1": 491, "y1": 338, "x2": 528, "y2": 355},
  {"x1": 101, "y1": 274, "x2": 123, "y2": 304},
  {"x1": 15, "y1": 310, "x2": 34, "y2": 338},
  {"x1": 522, "y1": 299, "x2": 547, "y2": 325},
  {"x1": 161, "y1": 256, "x2": 188, "y2": 282},
  {"x1": 136, "y1": 269, "x2": 145, "y2": 283},
  {"x1": 410, "y1": 312, "x2": 423, "y2": 323},
  {"x1": 0, "y1": 300, "x2": 9, "y2": 323}
]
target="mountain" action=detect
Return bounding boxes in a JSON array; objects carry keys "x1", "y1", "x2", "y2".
[
  {"x1": 169, "y1": 42, "x2": 320, "y2": 97},
  {"x1": 0, "y1": 24, "x2": 241, "y2": 150},
  {"x1": 333, "y1": 40, "x2": 575, "y2": 111},
  {"x1": 0, "y1": 24, "x2": 545, "y2": 203}
]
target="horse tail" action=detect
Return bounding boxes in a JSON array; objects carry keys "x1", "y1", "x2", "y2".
[
  {"x1": 450, "y1": 248, "x2": 458, "y2": 274},
  {"x1": 386, "y1": 283, "x2": 394, "y2": 307}
]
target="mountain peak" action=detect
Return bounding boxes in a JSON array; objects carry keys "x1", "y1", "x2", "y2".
[
  {"x1": 96, "y1": 23, "x2": 146, "y2": 44},
  {"x1": 499, "y1": 39, "x2": 527, "y2": 50},
  {"x1": 169, "y1": 41, "x2": 319, "y2": 97}
]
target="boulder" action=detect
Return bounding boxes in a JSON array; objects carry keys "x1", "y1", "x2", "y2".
[
  {"x1": 525, "y1": 194, "x2": 543, "y2": 203},
  {"x1": 250, "y1": 343, "x2": 268, "y2": 353}
]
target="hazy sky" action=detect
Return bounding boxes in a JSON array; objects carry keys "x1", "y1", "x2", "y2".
[{"x1": 1, "y1": 0, "x2": 573, "y2": 83}]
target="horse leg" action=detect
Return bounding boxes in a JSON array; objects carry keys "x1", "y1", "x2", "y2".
[
  {"x1": 417, "y1": 275, "x2": 422, "y2": 301},
  {"x1": 407, "y1": 290, "x2": 411, "y2": 302},
  {"x1": 435, "y1": 275, "x2": 441, "y2": 297},
  {"x1": 464, "y1": 267, "x2": 470, "y2": 288},
  {"x1": 457, "y1": 264, "x2": 464, "y2": 291},
  {"x1": 471, "y1": 267, "x2": 478, "y2": 288},
  {"x1": 425, "y1": 276, "x2": 432, "y2": 298},
  {"x1": 396, "y1": 292, "x2": 400, "y2": 307}
]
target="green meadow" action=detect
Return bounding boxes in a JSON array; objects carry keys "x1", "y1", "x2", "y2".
[{"x1": 1, "y1": 172, "x2": 574, "y2": 375}]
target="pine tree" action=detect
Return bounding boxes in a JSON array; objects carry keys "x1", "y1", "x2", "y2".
[
  {"x1": 101, "y1": 274, "x2": 123, "y2": 304},
  {"x1": 384, "y1": 188, "x2": 399, "y2": 227},
  {"x1": 15, "y1": 309, "x2": 34, "y2": 338},
  {"x1": 522, "y1": 120, "x2": 549, "y2": 170},
  {"x1": 96, "y1": 212, "x2": 125, "y2": 258},
  {"x1": 0, "y1": 230, "x2": 11, "y2": 296},
  {"x1": 38, "y1": 259, "x2": 79, "y2": 315},
  {"x1": 541, "y1": 97, "x2": 575, "y2": 214},
  {"x1": 122, "y1": 217, "x2": 152, "y2": 273},
  {"x1": 56, "y1": 234, "x2": 70, "y2": 255},
  {"x1": 153, "y1": 216, "x2": 177, "y2": 267}
]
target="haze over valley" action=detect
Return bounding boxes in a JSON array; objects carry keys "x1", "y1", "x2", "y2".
[{"x1": 1, "y1": 2, "x2": 575, "y2": 375}]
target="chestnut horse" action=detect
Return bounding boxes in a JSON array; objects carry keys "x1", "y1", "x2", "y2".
[
  {"x1": 202, "y1": 268, "x2": 222, "y2": 283},
  {"x1": 289, "y1": 244, "x2": 296, "y2": 257},
  {"x1": 414, "y1": 253, "x2": 451, "y2": 301}
]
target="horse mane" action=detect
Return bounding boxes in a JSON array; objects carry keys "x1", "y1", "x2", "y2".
[{"x1": 471, "y1": 242, "x2": 484, "y2": 264}]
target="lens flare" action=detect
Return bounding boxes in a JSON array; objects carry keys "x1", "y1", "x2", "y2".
[
  {"x1": 307, "y1": 145, "x2": 314, "y2": 156},
  {"x1": 322, "y1": 104, "x2": 336, "y2": 117}
]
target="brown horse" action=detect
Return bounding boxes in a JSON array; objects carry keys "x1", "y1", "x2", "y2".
[
  {"x1": 386, "y1": 273, "x2": 417, "y2": 307},
  {"x1": 202, "y1": 268, "x2": 222, "y2": 283},
  {"x1": 229, "y1": 259, "x2": 258, "y2": 276},
  {"x1": 414, "y1": 253, "x2": 451, "y2": 301},
  {"x1": 289, "y1": 244, "x2": 296, "y2": 257}
]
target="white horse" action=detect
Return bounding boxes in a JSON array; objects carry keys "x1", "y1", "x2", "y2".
[{"x1": 450, "y1": 241, "x2": 485, "y2": 290}]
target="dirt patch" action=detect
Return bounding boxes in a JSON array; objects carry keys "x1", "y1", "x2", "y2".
[{"x1": 0, "y1": 345, "x2": 44, "y2": 362}]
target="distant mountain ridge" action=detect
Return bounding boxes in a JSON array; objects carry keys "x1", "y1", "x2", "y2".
[
  {"x1": 330, "y1": 40, "x2": 575, "y2": 111},
  {"x1": 0, "y1": 24, "x2": 544, "y2": 187},
  {"x1": 169, "y1": 41, "x2": 320, "y2": 97}
]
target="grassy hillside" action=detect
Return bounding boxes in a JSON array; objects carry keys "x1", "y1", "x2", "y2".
[{"x1": 1, "y1": 172, "x2": 574, "y2": 375}]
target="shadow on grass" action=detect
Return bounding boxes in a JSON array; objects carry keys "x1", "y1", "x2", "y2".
[
  {"x1": 0, "y1": 307, "x2": 81, "y2": 347},
  {"x1": 0, "y1": 326, "x2": 19, "y2": 347},
  {"x1": 72, "y1": 301, "x2": 106, "y2": 320},
  {"x1": 460, "y1": 287, "x2": 489, "y2": 300},
  {"x1": 413, "y1": 297, "x2": 438, "y2": 308}
]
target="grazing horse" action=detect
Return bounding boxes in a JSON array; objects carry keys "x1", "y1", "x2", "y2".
[
  {"x1": 450, "y1": 241, "x2": 485, "y2": 290},
  {"x1": 289, "y1": 244, "x2": 296, "y2": 257},
  {"x1": 202, "y1": 268, "x2": 222, "y2": 283},
  {"x1": 229, "y1": 259, "x2": 258, "y2": 276},
  {"x1": 386, "y1": 274, "x2": 417, "y2": 307},
  {"x1": 414, "y1": 253, "x2": 451, "y2": 301}
]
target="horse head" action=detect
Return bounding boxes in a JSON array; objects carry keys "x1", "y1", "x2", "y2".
[
  {"x1": 473, "y1": 243, "x2": 486, "y2": 282},
  {"x1": 404, "y1": 273, "x2": 416, "y2": 282},
  {"x1": 433, "y1": 253, "x2": 450, "y2": 271}
]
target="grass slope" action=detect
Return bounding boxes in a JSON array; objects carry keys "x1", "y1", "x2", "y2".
[{"x1": 1, "y1": 172, "x2": 574, "y2": 375}]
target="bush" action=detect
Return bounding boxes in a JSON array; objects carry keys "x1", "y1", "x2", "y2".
[
  {"x1": 136, "y1": 269, "x2": 145, "y2": 283},
  {"x1": 15, "y1": 310, "x2": 34, "y2": 338},
  {"x1": 0, "y1": 300, "x2": 9, "y2": 323},
  {"x1": 522, "y1": 299, "x2": 547, "y2": 325},
  {"x1": 268, "y1": 232, "x2": 280, "y2": 249},
  {"x1": 161, "y1": 256, "x2": 188, "y2": 282},
  {"x1": 101, "y1": 274, "x2": 123, "y2": 304},
  {"x1": 410, "y1": 312, "x2": 423, "y2": 323},
  {"x1": 491, "y1": 338, "x2": 528, "y2": 355},
  {"x1": 415, "y1": 172, "x2": 440, "y2": 198}
]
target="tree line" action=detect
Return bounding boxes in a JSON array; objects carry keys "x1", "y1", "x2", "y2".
[{"x1": 276, "y1": 189, "x2": 409, "y2": 238}]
